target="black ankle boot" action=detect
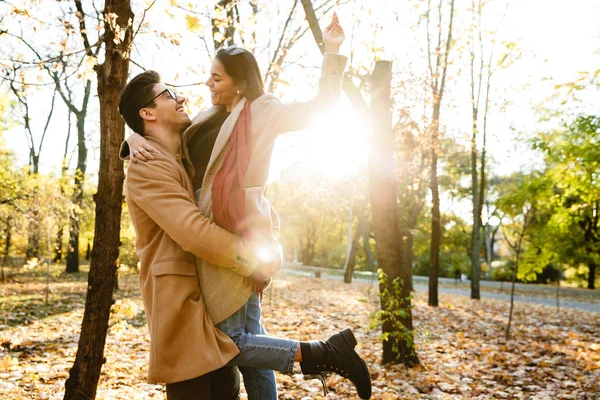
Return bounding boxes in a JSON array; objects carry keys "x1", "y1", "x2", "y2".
[{"x1": 300, "y1": 328, "x2": 372, "y2": 399}]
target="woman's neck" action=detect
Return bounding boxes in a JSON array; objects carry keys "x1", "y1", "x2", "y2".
[{"x1": 225, "y1": 94, "x2": 244, "y2": 112}]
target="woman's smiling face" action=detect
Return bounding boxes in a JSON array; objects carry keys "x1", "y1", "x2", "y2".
[{"x1": 205, "y1": 58, "x2": 242, "y2": 110}]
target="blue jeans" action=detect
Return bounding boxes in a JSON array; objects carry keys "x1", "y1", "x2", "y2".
[{"x1": 215, "y1": 293, "x2": 299, "y2": 400}]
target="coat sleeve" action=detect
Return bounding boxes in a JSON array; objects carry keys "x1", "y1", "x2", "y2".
[
  {"x1": 127, "y1": 155, "x2": 259, "y2": 277},
  {"x1": 261, "y1": 52, "x2": 348, "y2": 136},
  {"x1": 119, "y1": 140, "x2": 130, "y2": 160}
]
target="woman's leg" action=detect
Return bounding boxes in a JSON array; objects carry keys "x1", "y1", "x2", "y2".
[
  {"x1": 215, "y1": 293, "x2": 298, "y2": 400},
  {"x1": 239, "y1": 293, "x2": 277, "y2": 400},
  {"x1": 216, "y1": 294, "x2": 371, "y2": 399}
]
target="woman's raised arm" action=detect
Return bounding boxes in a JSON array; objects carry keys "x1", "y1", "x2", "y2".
[{"x1": 261, "y1": 12, "x2": 348, "y2": 136}]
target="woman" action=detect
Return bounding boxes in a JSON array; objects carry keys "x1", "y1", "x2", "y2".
[{"x1": 123, "y1": 12, "x2": 370, "y2": 400}]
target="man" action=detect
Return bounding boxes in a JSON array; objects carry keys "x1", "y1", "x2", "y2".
[{"x1": 118, "y1": 71, "x2": 276, "y2": 399}]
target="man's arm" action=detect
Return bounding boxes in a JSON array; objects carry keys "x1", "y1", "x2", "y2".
[{"x1": 127, "y1": 154, "x2": 259, "y2": 277}]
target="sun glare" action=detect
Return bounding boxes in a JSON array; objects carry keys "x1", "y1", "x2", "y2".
[{"x1": 268, "y1": 102, "x2": 368, "y2": 183}]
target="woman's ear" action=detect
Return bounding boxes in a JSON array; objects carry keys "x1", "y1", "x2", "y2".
[
  {"x1": 237, "y1": 80, "x2": 248, "y2": 95},
  {"x1": 139, "y1": 107, "x2": 157, "y2": 122}
]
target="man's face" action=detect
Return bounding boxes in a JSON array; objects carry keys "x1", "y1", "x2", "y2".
[{"x1": 142, "y1": 83, "x2": 191, "y2": 134}]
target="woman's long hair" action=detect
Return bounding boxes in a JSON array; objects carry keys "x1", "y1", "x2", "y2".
[{"x1": 215, "y1": 46, "x2": 265, "y2": 101}]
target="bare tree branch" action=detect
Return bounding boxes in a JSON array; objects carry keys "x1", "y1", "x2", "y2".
[
  {"x1": 264, "y1": 0, "x2": 298, "y2": 84},
  {"x1": 131, "y1": 0, "x2": 157, "y2": 43}
]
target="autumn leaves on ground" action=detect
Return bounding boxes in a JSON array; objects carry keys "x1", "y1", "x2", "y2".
[{"x1": 1, "y1": 266, "x2": 598, "y2": 400}]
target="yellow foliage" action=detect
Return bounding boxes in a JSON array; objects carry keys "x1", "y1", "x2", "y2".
[
  {"x1": 0, "y1": 356, "x2": 18, "y2": 371},
  {"x1": 185, "y1": 14, "x2": 202, "y2": 33}
]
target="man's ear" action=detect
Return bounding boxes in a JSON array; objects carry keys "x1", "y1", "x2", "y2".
[{"x1": 139, "y1": 107, "x2": 157, "y2": 122}]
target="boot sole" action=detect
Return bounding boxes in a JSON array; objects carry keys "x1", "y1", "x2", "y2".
[{"x1": 338, "y1": 329, "x2": 372, "y2": 399}]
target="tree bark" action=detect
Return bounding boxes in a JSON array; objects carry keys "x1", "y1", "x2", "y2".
[
  {"x1": 300, "y1": 0, "x2": 416, "y2": 365},
  {"x1": 470, "y1": 120, "x2": 482, "y2": 299},
  {"x1": 55, "y1": 138, "x2": 69, "y2": 263},
  {"x1": 26, "y1": 203, "x2": 40, "y2": 260},
  {"x1": 344, "y1": 212, "x2": 365, "y2": 284},
  {"x1": 63, "y1": 0, "x2": 133, "y2": 397},
  {"x1": 503, "y1": 210, "x2": 530, "y2": 341},
  {"x1": 362, "y1": 220, "x2": 376, "y2": 271},
  {"x1": 66, "y1": 115, "x2": 88, "y2": 273},
  {"x1": 368, "y1": 61, "x2": 418, "y2": 366},
  {"x1": 427, "y1": 0, "x2": 455, "y2": 307},
  {"x1": 404, "y1": 230, "x2": 415, "y2": 291},
  {"x1": 1, "y1": 217, "x2": 11, "y2": 281},
  {"x1": 505, "y1": 248, "x2": 519, "y2": 341},
  {"x1": 212, "y1": 0, "x2": 236, "y2": 50},
  {"x1": 428, "y1": 109, "x2": 441, "y2": 307},
  {"x1": 588, "y1": 261, "x2": 596, "y2": 290}
]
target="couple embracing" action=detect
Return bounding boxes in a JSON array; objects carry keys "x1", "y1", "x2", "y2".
[{"x1": 118, "y1": 12, "x2": 371, "y2": 400}]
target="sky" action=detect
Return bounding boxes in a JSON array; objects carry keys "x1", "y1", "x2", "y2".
[{"x1": 2, "y1": 0, "x2": 599, "y2": 195}]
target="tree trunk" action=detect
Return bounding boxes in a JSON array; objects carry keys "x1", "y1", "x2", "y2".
[
  {"x1": 26, "y1": 134, "x2": 42, "y2": 260},
  {"x1": 55, "y1": 113, "x2": 72, "y2": 264},
  {"x1": 428, "y1": 103, "x2": 441, "y2": 307},
  {"x1": 404, "y1": 230, "x2": 415, "y2": 291},
  {"x1": 63, "y1": 0, "x2": 133, "y2": 398},
  {"x1": 299, "y1": 0, "x2": 412, "y2": 364},
  {"x1": 362, "y1": 221, "x2": 376, "y2": 272},
  {"x1": 588, "y1": 261, "x2": 596, "y2": 290},
  {"x1": 1, "y1": 217, "x2": 11, "y2": 281},
  {"x1": 470, "y1": 121, "x2": 481, "y2": 298},
  {"x1": 426, "y1": 0, "x2": 455, "y2": 308},
  {"x1": 368, "y1": 60, "x2": 418, "y2": 366},
  {"x1": 66, "y1": 116, "x2": 88, "y2": 273},
  {"x1": 556, "y1": 279, "x2": 560, "y2": 313},
  {"x1": 54, "y1": 227, "x2": 64, "y2": 262},
  {"x1": 212, "y1": 0, "x2": 236, "y2": 49},
  {"x1": 344, "y1": 213, "x2": 365, "y2": 284},
  {"x1": 343, "y1": 206, "x2": 354, "y2": 281},
  {"x1": 503, "y1": 211, "x2": 530, "y2": 341},
  {"x1": 504, "y1": 251, "x2": 519, "y2": 341},
  {"x1": 470, "y1": 68, "x2": 481, "y2": 298},
  {"x1": 26, "y1": 197, "x2": 41, "y2": 260}
]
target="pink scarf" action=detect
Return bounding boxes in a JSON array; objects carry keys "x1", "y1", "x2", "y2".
[{"x1": 211, "y1": 101, "x2": 252, "y2": 237}]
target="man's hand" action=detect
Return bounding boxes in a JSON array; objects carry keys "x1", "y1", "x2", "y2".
[
  {"x1": 258, "y1": 248, "x2": 282, "y2": 278},
  {"x1": 323, "y1": 11, "x2": 345, "y2": 53}
]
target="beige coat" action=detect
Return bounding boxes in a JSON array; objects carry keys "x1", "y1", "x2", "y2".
[
  {"x1": 181, "y1": 53, "x2": 348, "y2": 324},
  {"x1": 125, "y1": 136, "x2": 262, "y2": 384}
]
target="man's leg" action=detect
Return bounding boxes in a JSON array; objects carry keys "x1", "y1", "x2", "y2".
[
  {"x1": 166, "y1": 374, "x2": 211, "y2": 400},
  {"x1": 210, "y1": 366, "x2": 241, "y2": 400},
  {"x1": 166, "y1": 367, "x2": 240, "y2": 400}
]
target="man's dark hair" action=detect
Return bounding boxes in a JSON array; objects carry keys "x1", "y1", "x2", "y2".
[
  {"x1": 118, "y1": 70, "x2": 161, "y2": 135},
  {"x1": 215, "y1": 47, "x2": 265, "y2": 102}
]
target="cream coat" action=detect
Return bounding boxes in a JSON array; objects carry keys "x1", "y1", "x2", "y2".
[
  {"x1": 125, "y1": 136, "x2": 261, "y2": 384},
  {"x1": 181, "y1": 53, "x2": 348, "y2": 324}
]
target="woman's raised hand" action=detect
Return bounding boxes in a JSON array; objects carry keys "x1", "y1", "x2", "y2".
[
  {"x1": 126, "y1": 132, "x2": 161, "y2": 163},
  {"x1": 323, "y1": 11, "x2": 345, "y2": 53}
]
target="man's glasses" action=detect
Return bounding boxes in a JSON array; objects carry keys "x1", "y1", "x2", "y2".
[
  {"x1": 221, "y1": 45, "x2": 245, "y2": 56},
  {"x1": 142, "y1": 87, "x2": 177, "y2": 108}
]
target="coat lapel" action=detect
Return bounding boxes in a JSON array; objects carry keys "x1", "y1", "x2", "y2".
[
  {"x1": 197, "y1": 97, "x2": 247, "y2": 214},
  {"x1": 204, "y1": 97, "x2": 247, "y2": 179}
]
